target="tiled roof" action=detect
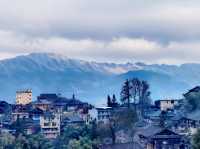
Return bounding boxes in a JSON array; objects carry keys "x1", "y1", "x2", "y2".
[
  {"x1": 185, "y1": 110, "x2": 200, "y2": 121},
  {"x1": 137, "y1": 125, "x2": 162, "y2": 138}
]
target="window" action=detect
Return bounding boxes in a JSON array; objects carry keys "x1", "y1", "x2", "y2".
[
  {"x1": 52, "y1": 122, "x2": 57, "y2": 126},
  {"x1": 44, "y1": 123, "x2": 49, "y2": 126}
]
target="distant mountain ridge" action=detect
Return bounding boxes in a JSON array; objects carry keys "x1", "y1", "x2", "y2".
[{"x1": 0, "y1": 53, "x2": 199, "y2": 104}]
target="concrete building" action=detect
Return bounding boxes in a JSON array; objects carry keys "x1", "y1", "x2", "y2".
[
  {"x1": 40, "y1": 112, "x2": 60, "y2": 139},
  {"x1": 16, "y1": 90, "x2": 32, "y2": 105},
  {"x1": 96, "y1": 107, "x2": 112, "y2": 123},
  {"x1": 11, "y1": 104, "x2": 31, "y2": 122},
  {"x1": 155, "y1": 99, "x2": 179, "y2": 111}
]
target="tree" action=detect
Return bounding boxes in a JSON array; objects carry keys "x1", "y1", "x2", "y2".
[
  {"x1": 68, "y1": 137, "x2": 95, "y2": 149},
  {"x1": 192, "y1": 129, "x2": 200, "y2": 149},
  {"x1": 111, "y1": 94, "x2": 118, "y2": 107},
  {"x1": 56, "y1": 124, "x2": 99, "y2": 149},
  {"x1": 120, "y1": 79, "x2": 132, "y2": 108},
  {"x1": 139, "y1": 81, "x2": 151, "y2": 116},
  {"x1": 97, "y1": 108, "x2": 138, "y2": 144},
  {"x1": 14, "y1": 134, "x2": 30, "y2": 149},
  {"x1": 27, "y1": 134, "x2": 54, "y2": 149},
  {"x1": 120, "y1": 78, "x2": 151, "y2": 112},
  {"x1": 112, "y1": 94, "x2": 117, "y2": 104},
  {"x1": 130, "y1": 78, "x2": 141, "y2": 105},
  {"x1": 107, "y1": 95, "x2": 112, "y2": 107},
  {"x1": 107, "y1": 94, "x2": 118, "y2": 108},
  {"x1": 0, "y1": 132, "x2": 15, "y2": 149},
  {"x1": 10, "y1": 118, "x2": 26, "y2": 136}
]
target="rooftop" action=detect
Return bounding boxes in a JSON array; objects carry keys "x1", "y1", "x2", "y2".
[
  {"x1": 185, "y1": 110, "x2": 200, "y2": 121},
  {"x1": 137, "y1": 126, "x2": 181, "y2": 139}
]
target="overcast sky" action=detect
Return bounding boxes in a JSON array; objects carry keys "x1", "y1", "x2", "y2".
[{"x1": 0, "y1": 0, "x2": 200, "y2": 64}]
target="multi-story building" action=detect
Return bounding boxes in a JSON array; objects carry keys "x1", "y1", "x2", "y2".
[
  {"x1": 33, "y1": 100, "x2": 52, "y2": 111},
  {"x1": 16, "y1": 90, "x2": 32, "y2": 105},
  {"x1": 12, "y1": 104, "x2": 31, "y2": 122},
  {"x1": 96, "y1": 107, "x2": 113, "y2": 123},
  {"x1": 155, "y1": 99, "x2": 179, "y2": 111},
  {"x1": 40, "y1": 112, "x2": 60, "y2": 139}
]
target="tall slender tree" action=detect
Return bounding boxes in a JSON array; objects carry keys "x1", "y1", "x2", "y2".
[
  {"x1": 120, "y1": 78, "x2": 151, "y2": 112},
  {"x1": 130, "y1": 78, "x2": 141, "y2": 109},
  {"x1": 120, "y1": 79, "x2": 132, "y2": 108},
  {"x1": 140, "y1": 81, "x2": 151, "y2": 116},
  {"x1": 112, "y1": 94, "x2": 117, "y2": 104},
  {"x1": 107, "y1": 95, "x2": 112, "y2": 107}
]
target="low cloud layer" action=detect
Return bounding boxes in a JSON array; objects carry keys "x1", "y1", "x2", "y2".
[
  {"x1": 0, "y1": 0, "x2": 200, "y2": 64},
  {"x1": 1, "y1": 30, "x2": 200, "y2": 64}
]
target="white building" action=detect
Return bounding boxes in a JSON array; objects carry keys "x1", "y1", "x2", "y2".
[
  {"x1": 16, "y1": 90, "x2": 32, "y2": 105},
  {"x1": 155, "y1": 99, "x2": 179, "y2": 111},
  {"x1": 40, "y1": 112, "x2": 60, "y2": 139},
  {"x1": 96, "y1": 107, "x2": 112, "y2": 124}
]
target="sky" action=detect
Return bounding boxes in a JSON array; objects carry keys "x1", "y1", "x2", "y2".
[{"x1": 0, "y1": 0, "x2": 200, "y2": 64}]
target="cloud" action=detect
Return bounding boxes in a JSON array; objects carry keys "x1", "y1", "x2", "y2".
[
  {"x1": 1, "y1": 29, "x2": 200, "y2": 64},
  {"x1": 0, "y1": 0, "x2": 200, "y2": 41},
  {"x1": 0, "y1": 0, "x2": 200, "y2": 63}
]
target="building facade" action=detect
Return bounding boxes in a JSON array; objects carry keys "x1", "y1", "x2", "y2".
[
  {"x1": 16, "y1": 90, "x2": 32, "y2": 105},
  {"x1": 138, "y1": 128, "x2": 190, "y2": 149},
  {"x1": 96, "y1": 107, "x2": 112, "y2": 123},
  {"x1": 155, "y1": 99, "x2": 179, "y2": 111},
  {"x1": 40, "y1": 112, "x2": 60, "y2": 139}
]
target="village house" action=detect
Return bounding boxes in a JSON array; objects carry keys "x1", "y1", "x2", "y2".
[
  {"x1": 40, "y1": 111, "x2": 61, "y2": 139},
  {"x1": 174, "y1": 111, "x2": 200, "y2": 135},
  {"x1": 64, "y1": 94, "x2": 90, "y2": 111},
  {"x1": 61, "y1": 114, "x2": 84, "y2": 126},
  {"x1": 36, "y1": 93, "x2": 90, "y2": 112},
  {"x1": 183, "y1": 86, "x2": 200, "y2": 97},
  {"x1": 137, "y1": 126, "x2": 190, "y2": 149},
  {"x1": 19, "y1": 118, "x2": 40, "y2": 135},
  {"x1": 155, "y1": 99, "x2": 179, "y2": 111},
  {"x1": 96, "y1": 107, "x2": 113, "y2": 123},
  {"x1": 88, "y1": 108, "x2": 98, "y2": 122},
  {"x1": 33, "y1": 100, "x2": 52, "y2": 111},
  {"x1": 90, "y1": 106, "x2": 131, "y2": 124},
  {"x1": 11, "y1": 104, "x2": 31, "y2": 122},
  {"x1": 16, "y1": 89, "x2": 32, "y2": 105},
  {"x1": 29, "y1": 108, "x2": 44, "y2": 122}
]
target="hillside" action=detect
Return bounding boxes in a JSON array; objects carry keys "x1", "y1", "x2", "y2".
[{"x1": 0, "y1": 53, "x2": 198, "y2": 103}]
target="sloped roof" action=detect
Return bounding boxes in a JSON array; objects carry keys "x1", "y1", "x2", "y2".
[
  {"x1": 184, "y1": 86, "x2": 200, "y2": 97},
  {"x1": 138, "y1": 126, "x2": 181, "y2": 139},
  {"x1": 29, "y1": 108, "x2": 43, "y2": 115},
  {"x1": 188, "y1": 86, "x2": 200, "y2": 93},
  {"x1": 185, "y1": 110, "x2": 200, "y2": 121},
  {"x1": 137, "y1": 125, "x2": 162, "y2": 138}
]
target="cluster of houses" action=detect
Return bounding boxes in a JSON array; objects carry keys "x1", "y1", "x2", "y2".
[
  {"x1": 0, "y1": 87, "x2": 200, "y2": 148},
  {"x1": 93, "y1": 89, "x2": 200, "y2": 149},
  {"x1": 0, "y1": 90, "x2": 93, "y2": 139}
]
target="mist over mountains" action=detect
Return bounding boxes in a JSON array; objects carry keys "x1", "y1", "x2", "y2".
[{"x1": 0, "y1": 53, "x2": 198, "y2": 104}]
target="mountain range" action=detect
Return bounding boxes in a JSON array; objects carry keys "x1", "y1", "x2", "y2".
[{"x1": 0, "y1": 53, "x2": 199, "y2": 104}]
